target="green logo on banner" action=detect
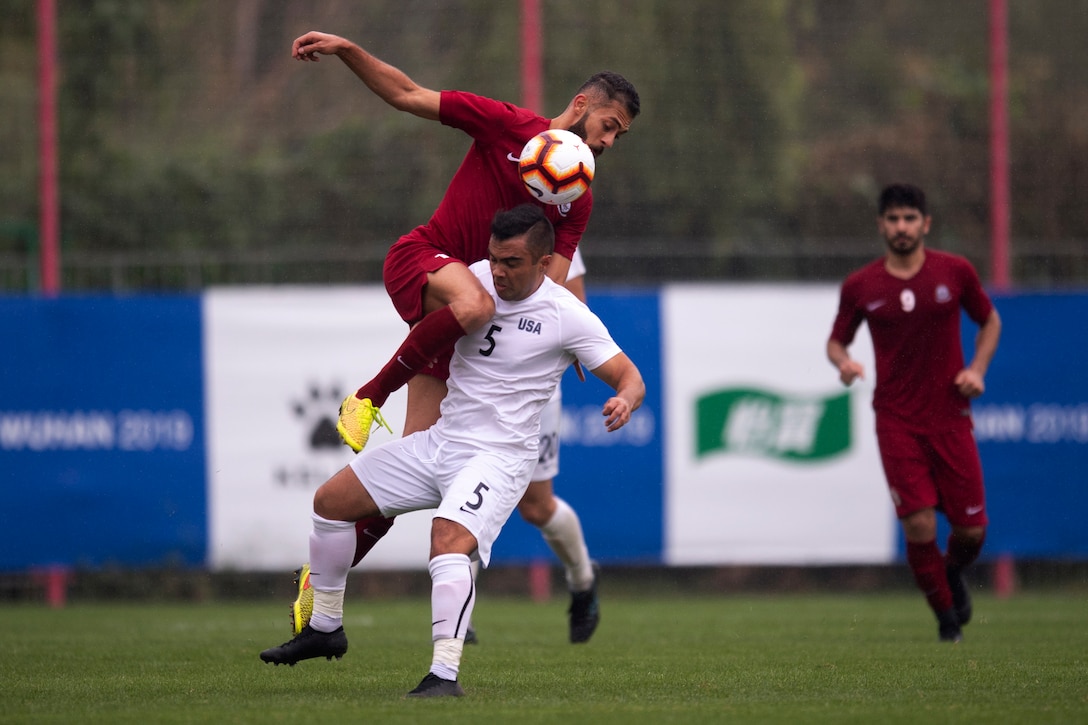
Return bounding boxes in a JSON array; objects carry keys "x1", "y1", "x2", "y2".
[{"x1": 695, "y1": 388, "x2": 851, "y2": 462}]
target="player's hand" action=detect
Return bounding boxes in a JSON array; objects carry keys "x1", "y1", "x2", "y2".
[
  {"x1": 837, "y1": 360, "x2": 865, "y2": 386},
  {"x1": 954, "y1": 369, "x2": 985, "y2": 398},
  {"x1": 601, "y1": 396, "x2": 633, "y2": 432},
  {"x1": 292, "y1": 31, "x2": 346, "y2": 61}
]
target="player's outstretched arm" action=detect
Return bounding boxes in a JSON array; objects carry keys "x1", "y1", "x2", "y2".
[
  {"x1": 291, "y1": 31, "x2": 440, "y2": 120},
  {"x1": 588, "y1": 353, "x2": 645, "y2": 432}
]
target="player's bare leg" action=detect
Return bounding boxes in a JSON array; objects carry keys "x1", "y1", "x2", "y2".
[{"x1": 403, "y1": 373, "x2": 447, "y2": 436}]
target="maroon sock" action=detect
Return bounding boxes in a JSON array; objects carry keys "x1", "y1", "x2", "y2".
[
  {"x1": 352, "y1": 516, "x2": 396, "y2": 567},
  {"x1": 946, "y1": 530, "x2": 986, "y2": 571},
  {"x1": 355, "y1": 306, "x2": 467, "y2": 407},
  {"x1": 906, "y1": 539, "x2": 953, "y2": 613}
]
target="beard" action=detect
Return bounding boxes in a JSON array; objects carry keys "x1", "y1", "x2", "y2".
[
  {"x1": 886, "y1": 234, "x2": 921, "y2": 256},
  {"x1": 566, "y1": 115, "x2": 603, "y2": 157}
]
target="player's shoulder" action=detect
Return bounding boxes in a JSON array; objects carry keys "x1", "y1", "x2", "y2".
[
  {"x1": 926, "y1": 248, "x2": 975, "y2": 270},
  {"x1": 843, "y1": 257, "x2": 885, "y2": 288},
  {"x1": 468, "y1": 259, "x2": 496, "y2": 292},
  {"x1": 468, "y1": 258, "x2": 490, "y2": 278},
  {"x1": 925, "y1": 248, "x2": 983, "y2": 282},
  {"x1": 441, "y1": 90, "x2": 533, "y2": 126},
  {"x1": 523, "y1": 277, "x2": 584, "y2": 313}
]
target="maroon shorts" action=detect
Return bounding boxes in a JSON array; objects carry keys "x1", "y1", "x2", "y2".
[
  {"x1": 382, "y1": 239, "x2": 465, "y2": 381},
  {"x1": 875, "y1": 424, "x2": 988, "y2": 527}
]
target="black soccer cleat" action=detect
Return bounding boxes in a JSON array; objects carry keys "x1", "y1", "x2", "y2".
[
  {"x1": 405, "y1": 672, "x2": 465, "y2": 698},
  {"x1": 937, "y1": 608, "x2": 963, "y2": 643},
  {"x1": 259, "y1": 625, "x2": 348, "y2": 666},
  {"x1": 946, "y1": 565, "x2": 973, "y2": 626},
  {"x1": 568, "y1": 563, "x2": 601, "y2": 644},
  {"x1": 464, "y1": 625, "x2": 479, "y2": 645}
]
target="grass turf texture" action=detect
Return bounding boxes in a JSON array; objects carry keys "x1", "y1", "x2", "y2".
[{"x1": 1, "y1": 594, "x2": 1085, "y2": 724}]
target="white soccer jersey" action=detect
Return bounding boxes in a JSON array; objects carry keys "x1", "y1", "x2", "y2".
[{"x1": 433, "y1": 260, "x2": 621, "y2": 459}]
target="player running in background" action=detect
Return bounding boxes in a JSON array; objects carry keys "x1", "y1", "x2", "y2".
[
  {"x1": 260, "y1": 206, "x2": 645, "y2": 697},
  {"x1": 827, "y1": 183, "x2": 1001, "y2": 643},
  {"x1": 286, "y1": 30, "x2": 639, "y2": 627}
]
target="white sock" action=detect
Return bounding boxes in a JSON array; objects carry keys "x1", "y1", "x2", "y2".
[
  {"x1": 429, "y1": 553, "x2": 475, "y2": 641},
  {"x1": 308, "y1": 513, "x2": 355, "y2": 632},
  {"x1": 428, "y1": 553, "x2": 474, "y2": 679},
  {"x1": 540, "y1": 497, "x2": 594, "y2": 591},
  {"x1": 430, "y1": 638, "x2": 463, "y2": 681}
]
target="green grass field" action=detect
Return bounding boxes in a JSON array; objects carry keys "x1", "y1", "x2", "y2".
[{"x1": 2, "y1": 593, "x2": 1085, "y2": 724}]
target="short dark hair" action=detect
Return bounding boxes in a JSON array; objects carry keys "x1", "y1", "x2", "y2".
[
  {"x1": 579, "y1": 71, "x2": 640, "y2": 119},
  {"x1": 879, "y1": 183, "x2": 927, "y2": 215},
  {"x1": 491, "y1": 204, "x2": 555, "y2": 260}
]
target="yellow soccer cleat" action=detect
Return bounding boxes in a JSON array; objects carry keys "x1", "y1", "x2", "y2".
[
  {"x1": 290, "y1": 564, "x2": 314, "y2": 636},
  {"x1": 336, "y1": 394, "x2": 393, "y2": 452}
]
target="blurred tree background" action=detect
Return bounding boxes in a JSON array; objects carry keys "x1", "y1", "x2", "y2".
[{"x1": 1, "y1": 0, "x2": 1085, "y2": 290}]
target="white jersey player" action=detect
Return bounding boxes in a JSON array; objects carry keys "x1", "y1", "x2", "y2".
[
  {"x1": 464, "y1": 245, "x2": 601, "y2": 646},
  {"x1": 260, "y1": 205, "x2": 645, "y2": 699}
]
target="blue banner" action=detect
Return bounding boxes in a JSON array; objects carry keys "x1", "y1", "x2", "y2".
[
  {"x1": 0, "y1": 296, "x2": 207, "y2": 569},
  {"x1": 967, "y1": 292, "x2": 1088, "y2": 558}
]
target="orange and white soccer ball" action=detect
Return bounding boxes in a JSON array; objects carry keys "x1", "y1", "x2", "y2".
[{"x1": 518, "y1": 129, "x2": 595, "y2": 205}]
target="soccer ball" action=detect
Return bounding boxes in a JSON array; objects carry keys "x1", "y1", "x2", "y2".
[{"x1": 518, "y1": 129, "x2": 595, "y2": 205}]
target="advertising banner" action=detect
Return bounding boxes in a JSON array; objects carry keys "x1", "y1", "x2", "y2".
[
  {"x1": 961, "y1": 292, "x2": 1088, "y2": 558},
  {"x1": 662, "y1": 285, "x2": 896, "y2": 565},
  {"x1": 0, "y1": 296, "x2": 206, "y2": 569},
  {"x1": 203, "y1": 287, "x2": 427, "y2": 572}
]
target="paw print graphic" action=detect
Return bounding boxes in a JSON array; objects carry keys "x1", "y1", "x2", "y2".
[{"x1": 291, "y1": 383, "x2": 345, "y2": 450}]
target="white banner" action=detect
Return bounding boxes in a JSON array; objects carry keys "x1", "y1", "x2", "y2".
[
  {"x1": 663, "y1": 285, "x2": 895, "y2": 565},
  {"x1": 203, "y1": 286, "x2": 433, "y2": 572}
]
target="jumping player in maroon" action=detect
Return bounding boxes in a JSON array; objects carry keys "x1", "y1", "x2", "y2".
[
  {"x1": 291, "y1": 31, "x2": 639, "y2": 442},
  {"x1": 828, "y1": 183, "x2": 1002, "y2": 643}
]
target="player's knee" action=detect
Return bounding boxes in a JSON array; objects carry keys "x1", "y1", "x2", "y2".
[
  {"x1": 312, "y1": 484, "x2": 340, "y2": 520},
  {"x1": 953, "y1": 525, "x2": 987, "y2": 544},
  {"x1": 900, "y1": 508, "x2": 937, "y2": 542},
  {"x1": 430, "y1": 517, "x2": 478, "y2": 557},
  {"x1": 517, "y1": 495, "x2": 554, "y2": 527},
  {"x1": 456, "y1": 287, "x2": 495, "y2": 332}
]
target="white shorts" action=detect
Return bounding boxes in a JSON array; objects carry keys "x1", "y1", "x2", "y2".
[
  {"x1": 349, "y1": 430, "x2": 535, "y2": 566},
  {"x1": 532, "y1": 387, "x2": 561, "y2": 482}
]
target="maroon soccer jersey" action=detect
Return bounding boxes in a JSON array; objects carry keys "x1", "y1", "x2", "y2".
[
  {"x1": 830, "y1": 250, "x2": 994, "y2": 432},
  {"x1": 394, "y1": 91, "x2": 590, "y2": 265}
]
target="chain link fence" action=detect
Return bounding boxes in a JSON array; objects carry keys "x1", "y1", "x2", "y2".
[{"x1": 2, "y1": 238, "x2": 1085, "y2": 293}]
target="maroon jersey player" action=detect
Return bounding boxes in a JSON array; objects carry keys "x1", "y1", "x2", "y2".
[
  {"x1": 290, "y1": 31, "x2": 639, "y2": 443},
  {"x1": 828, "y1": 183, "x2": 1002, "y2": 643}
]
